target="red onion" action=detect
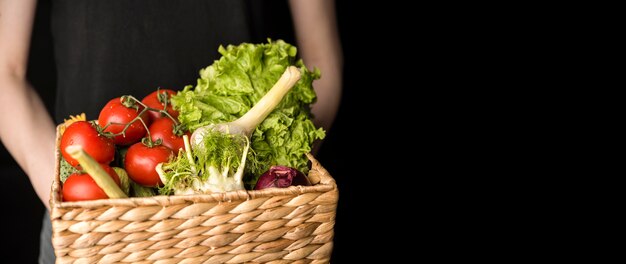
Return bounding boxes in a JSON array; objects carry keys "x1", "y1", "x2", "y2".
[{"x1": 254, "y1": 166, "x2": 311, "y2": 190}]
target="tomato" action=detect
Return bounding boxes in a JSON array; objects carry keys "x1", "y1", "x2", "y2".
[
  {"x1": 142, "y1": 89, "x2": 179, "y2": 120},
  {"x1": 149, "y1": 118, "x2": 190, "y2": 154},
  {"x1": 62, "y1": 164, "x2": 121, "y2": 201},
  {"x1": 60, "y1": 121, "x2": 115, "y2": 168},
  {"x1": 125, "y1": 142, "x2": 173, "y2": 186},
  {"x1": 98, "y1": 97, "x2": 151, "y2": 145}
]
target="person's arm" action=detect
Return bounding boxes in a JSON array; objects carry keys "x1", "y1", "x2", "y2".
[
  {"x1": 289, "y1": 0, "x2": 343, "y2": 132},
  {"x1": 0, "y1": 0, "x2": 55, "y2": 210}
]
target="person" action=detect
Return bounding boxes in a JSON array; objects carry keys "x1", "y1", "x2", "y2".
[{"x1": 0, "y1": 0, "x2": 342, "y2": 263}]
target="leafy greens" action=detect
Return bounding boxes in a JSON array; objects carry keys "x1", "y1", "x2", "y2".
[{"x1": 171, "y1": 40, "x2": 325, "y2": 186}]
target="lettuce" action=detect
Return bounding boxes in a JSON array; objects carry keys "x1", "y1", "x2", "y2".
[{"x1": 171, "y1": 40, "x2": 325, "y2": 185}]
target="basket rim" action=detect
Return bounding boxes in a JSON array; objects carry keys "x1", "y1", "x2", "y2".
[{"x1": 51, "y1": 125, "x2": 336, "y2": 210}]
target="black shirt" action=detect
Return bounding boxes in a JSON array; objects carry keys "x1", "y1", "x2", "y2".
[{"x1": 51, "y1": 0, "x2": 253, "y2": 123}]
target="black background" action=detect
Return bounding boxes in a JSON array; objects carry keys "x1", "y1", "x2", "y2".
[{"x1": 0, "y1": 1, "x2": 387, "y2": 262}]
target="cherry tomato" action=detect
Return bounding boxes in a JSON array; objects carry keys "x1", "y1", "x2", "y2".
[
  {"x1": 125, "y1": 142, "x2": 173, "y2": 186},
  {"x1": 60, "y1": 121, "x2": 115, "y2": 168},
  {"x1": 98, "y1": 97, "x2": 151, "y2": 145},
  {"x1": 62, "y1": 164, "x2": 121, "y2": 201},
  {"x1": 149, "y1": 118, "x2": 190, "y2": 154},
  {"x1": 142, "y1": 89, "x2": 179, "y2": 120}
]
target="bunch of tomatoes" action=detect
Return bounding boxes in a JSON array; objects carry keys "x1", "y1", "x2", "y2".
[{"x1": 60, "y1": 89, "x2": 190, "y2": 201}]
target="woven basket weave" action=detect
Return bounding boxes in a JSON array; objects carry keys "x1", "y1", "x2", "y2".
[{"x1": 50, "y1": 126, "x2": 338, "y2": 263}]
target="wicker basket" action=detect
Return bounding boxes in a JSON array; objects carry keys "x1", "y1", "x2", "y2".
[{"x1": 50, "y1": 125, "x2": 338, "y2": 263}]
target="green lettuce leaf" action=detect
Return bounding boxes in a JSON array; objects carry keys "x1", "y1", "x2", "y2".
[{"x1": 60, "y1": 157, "x2": 78, "y2": 183}]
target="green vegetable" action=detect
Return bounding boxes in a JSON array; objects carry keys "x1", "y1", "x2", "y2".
[
  {"x1": 130, "y1": 181, "x2": 156, "y2": 197},
  {"x1": 159, "y1": 133, "x2": 250, "y2": 195},
  {"x1": 60, "y1": 157, "x2": 78, "y2": 183},
  {"x1": 112, "y1": 167, "x2": 131, "y2": 196},
  {"x1": 161, "y1": 66, "x2": 301, "y2": 195},
  {"x1": 171, "y1": 40, "x2": 325, "y2": 186}
]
